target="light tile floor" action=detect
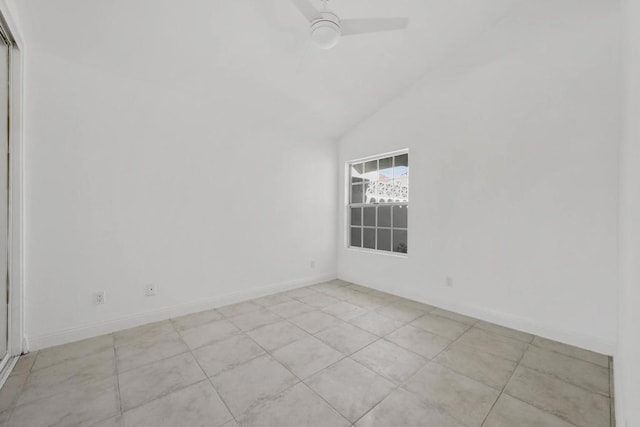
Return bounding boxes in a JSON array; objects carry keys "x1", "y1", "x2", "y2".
[{"x1": 0, "y1": 280, "x2": 613, "y2": 426}]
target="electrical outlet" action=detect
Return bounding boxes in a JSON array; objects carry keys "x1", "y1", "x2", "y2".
[
  {"x1": 310, "y1": 260, "x2": 316, "y2": 268},
  {"x1": 95, "y1": 291, "x2": 105, "y2": 305},
  {"x1": 145, "y1": 284, "x2": 156, "y2": 297},
  {"x1": 445, "y1": 276, "x2": 453, "y2": 288}
]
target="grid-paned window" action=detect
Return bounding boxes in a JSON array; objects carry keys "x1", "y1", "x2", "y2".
[{"x1": 348, "y1": 151, "x2": 408, "y2": 254}]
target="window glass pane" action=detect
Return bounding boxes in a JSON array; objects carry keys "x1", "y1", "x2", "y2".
[
  {"x1": 372, "y1": 181, "x2": 387, "y2": 203},
  {"x1": 393, "y1": 178, "x2": 409, "y2": 202},
  {"x1": 365, "y1": 160, "x2": 377, "y2": 173},
  {"x1": 378, "y1": 206, "x2": 391, "y2": 227},
  {"x1": 377, "y1": 229, "x2": 391, "y2": 251},
  {"x1": 363, "y1": 228, "x2": 375, "y2": 249},
  {"x1": 350, "y1": 227, "x2": 362, "y2": 248},
  {"x1": 379, "y1": 157, "x2": 393, "y2": 182},
  {"x1": 394, "y1": 154, "x2": 409, "y2": 180},
  {"x1": 351, "y1": 163, "x2": 364, "y2": 184},
  {"x1": 351, "y1": 184, "x2": 363, "y2": 203},
  {"x1": 350, "y1": 207, "x2": 362, "y2": 226},
  {"x1": 393, "y1": 205, "x2": 408, "y2": 228},
  {"x1": 393, "y1": 229, "x2": 407, "y2": 253},
  {"x1": 394, "y1": 153, "x2": 408, "y2": 167},
  {"x1": 348, "y1": 153, "x2": 408, "y2": 254},
  {"x1": 363, "y1": 207, "x2": 376, "y2": 226},
  {"x1": 363, "y1": 160, "x2": 378, "y2": 184},
  {"x1": 364, "y1": 181, "x2": 374, "y2": 203}
]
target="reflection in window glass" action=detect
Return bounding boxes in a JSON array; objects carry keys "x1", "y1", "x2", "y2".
[
  {"x1": 363, "y1": 181, "x2": 373, "y2": 203},
  {"x1": 393, "y1": 205, "x2": 408, "y2": 228},
  {"x1": 362, "y1": 160, "x2": 378, "y2": 185},
  {"x1": 351, "y1": 163, "x2": 363, "y2": 180},
  {"x1": 394, "y1": 154, "x2": 409, "y2": 180},
  {"x1": 393, "y1": 229, "x2": 407, "y2": 253},
  {"x1": 351, "y1": 184, "x2": 363, "y2": 203},
  {"x1": 393, "y1": 178, "x2": 409, "y2": 202},
  {"x1": 351, "y1": 207, "x2": 362, "y2": 226},
  {"x1": 378, "y1": 206, "x2": 391, "y2": 227},
  {"x1": 363, "y1": 207, "x2": 376, "y2": 226},
  {"x1": 351, "y1": 227, "x2": 362, "y2": 248},
  {"x1": 395, "y1": 153, "x2": 408, "y2": 167},
  {"x1": 379, "y1": 157, "x2": 393, "y2": 181},
  {"x1": 347, "y1": 151, "x2": 408, "y2": 254},
  {"x1": 365, "y1": 160, "x2": 377, "y2": 173},
  {"x1": 377, "y1": 229, "x2": 391, "y2": 251},
  {"x1": 363, "y1": 228, "x2": 375, "y2": 249}
]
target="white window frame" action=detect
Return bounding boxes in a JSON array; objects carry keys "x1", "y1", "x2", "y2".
[{"x1": 347, "y1": 149, "x2": 408, "y2": 256}]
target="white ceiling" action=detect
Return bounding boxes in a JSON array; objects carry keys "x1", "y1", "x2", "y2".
[{"x1": 17, "y1": 0, "x2": 613, "y2": 139}]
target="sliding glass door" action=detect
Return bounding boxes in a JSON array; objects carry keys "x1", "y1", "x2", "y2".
[{"x1": 0, "y1": 29, "x2": 10, "y2": 360}]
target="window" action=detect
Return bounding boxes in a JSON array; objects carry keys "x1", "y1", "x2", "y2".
[{"x1": 348, "y1": 151, "x2": 408, "y2": 254}]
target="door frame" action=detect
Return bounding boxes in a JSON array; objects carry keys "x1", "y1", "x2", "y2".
[{"x1": 0, "y1": 0, "x2": 25, "y2": 377}]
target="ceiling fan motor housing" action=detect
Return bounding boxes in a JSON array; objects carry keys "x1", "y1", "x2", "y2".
[{"x1": 310, "y1": 11, "x2": 341, "y2": 49}]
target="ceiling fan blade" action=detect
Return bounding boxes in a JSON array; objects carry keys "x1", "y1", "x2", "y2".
[
  {"x1": 340, "y1": 18, "x2": 409, "y2": 36},
  {"x1": 292, "y1": 0, "x2": 322, "y2": 22}
]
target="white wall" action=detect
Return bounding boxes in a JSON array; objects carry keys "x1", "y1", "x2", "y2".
[
  {"x1": 616, "y1": 0, "x2": 640, "y2": 424},
  {"x1": 337, "y1": 4, "x2": 620, "y2": 354},
  {"x1": 20, "y1": 10, "x2": 337, "y2": 349},
  {"x1": 16, "y1": 0, "x2": 623, "y2": 360}
]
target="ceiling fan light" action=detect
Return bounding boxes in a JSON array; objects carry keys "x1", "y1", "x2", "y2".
[{"x1": 311, "y1": 20, "x2": 341, "y2": 49}]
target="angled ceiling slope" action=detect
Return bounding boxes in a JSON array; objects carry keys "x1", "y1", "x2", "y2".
[{"x1": 17, "y1": 0, "x2": 570, "y2": 138}]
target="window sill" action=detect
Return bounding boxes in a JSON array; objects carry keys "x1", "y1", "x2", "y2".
[{"x1": 346, "y1": 247, "x2": 408, "y2": 258}]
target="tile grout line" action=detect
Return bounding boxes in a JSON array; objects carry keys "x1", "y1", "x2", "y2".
[
  {"x1": 211, "y1": 298, "x2": 336, "y2": 418},
  {"x1": 478, "y1": 330, "x2": 611, "y2": 427},
  {"x1": 6, "y1": 339, "x2": 120, "y2": 424},
  {"x1": 516, "y1": 363, "x2": 612, "y2": 399},
  {"x1": 272, "y1": 289, "x2": 420, "y2": 424},
  {"x1": 351, "y1": 283, "x2": 608, "y2": 370},
  {"x1": 349, "y1": 318, "x2": 476, "y2": 426},
  {"x1": 301, "y1": 335, "x2": 401, "y2": 426},
  {"x1": 504, "y1": 331, "x2": 611, "y2": 424},
  {"x1": 363, "y1": 313, "x2": 584, "y2": 426},
  {"x1": 479, "y1": 338, "x2": 531, "y2": 427},
  {"x1": 291, "y1": 288, "x2": 425, "y2": 423},
  {"x1": 110, "y1": 336, "x2": 125, "y2": 426},
  {"x1": 188, "y1": 344, "x2": 240, "y2": 427},
  {"x1": 117, "y1": 325, "x2": 192, "y2": 376},
  {"x1": 347, "y1": 341, "x2": 420, "y2": 426},
  {"x1": 383, "y1": 315, "x2": 475, "y2": 364},
  {"x1": 269, "y1": 288, "x2": 409, "y2": 356},
  {"x1": 2, "y1": 369, "x2": 29, "y2": 426},
  {"x1": 240, "y1": 286, "x2": 412, "y2": 424},
  {"x1": 115, "y1": 321, "x2": 227, "y2": 418},
  {"x1": 397, "y1": 310, "x2": 613, "y2": 402},
  {"x1": 232, "y1": 326, "x2": 351, "y2": 424},
  {"x1": 527, "y1": 340, "x2": 612, "y2": 370},
  {"x1": 116, "y1": 286, "x2": 599, "y2": 420},
  {"x1": 0, "y1": 282, "x2": 342, "y2": 425},
  {"x1": 299, "y1": 369, "x2": 354, "y2": 426},
  {"x1": 7, "y1": 280, "x2": 612, "y2": 427},
  {"x1": 116, "y1": 317, "x2": 269, "y2": 425},
  {"x1": 609, "y1": 356, "x2": 615, "y2": 427},
  {"x1": 499, "y1": 364, "x2": 609, "y2": 425}
]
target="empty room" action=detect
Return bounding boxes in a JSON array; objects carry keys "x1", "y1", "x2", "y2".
[{"x1": 0, "y1": 0, "x2": 637, "y2": 425}]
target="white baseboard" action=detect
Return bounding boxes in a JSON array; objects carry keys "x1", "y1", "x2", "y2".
[
  {"x1": 25, "y1": 272, "x2": 336, "y2": 352},
  {"x1": 339, "y1": 274, "x2": 615, "y2": 356}
]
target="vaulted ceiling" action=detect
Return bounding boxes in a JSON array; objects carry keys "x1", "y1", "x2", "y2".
[{"x1": 16, "y1": 0, "x2": 612, "y2": 138}]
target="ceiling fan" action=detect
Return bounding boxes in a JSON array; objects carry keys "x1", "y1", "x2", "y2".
[{"x1": 292, "y1": 0, "x2": 409, "y2": 50}]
